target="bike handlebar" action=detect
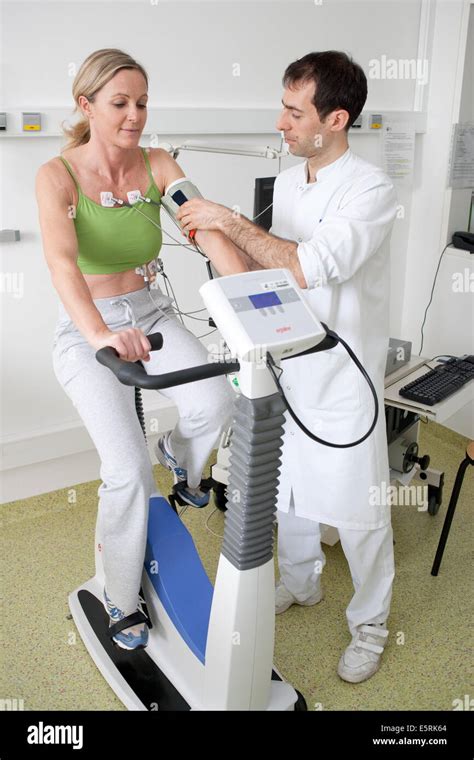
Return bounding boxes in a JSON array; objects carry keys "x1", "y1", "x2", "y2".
[{"x1": 95, "y1": 332, "x2": 241, "y2": 390}]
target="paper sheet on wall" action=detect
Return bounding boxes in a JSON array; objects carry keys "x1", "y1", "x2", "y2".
[
  {"x1": 382, "y1": 124, "x2": 415, "y2": 186},
  {"x1": 448, "y1": 123, "x2": 474, "y2": 189}
]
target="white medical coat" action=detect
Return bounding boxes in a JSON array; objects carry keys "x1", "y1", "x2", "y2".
[{"x1": 273, "y1": 148, "x2": 397, "y2": 530}]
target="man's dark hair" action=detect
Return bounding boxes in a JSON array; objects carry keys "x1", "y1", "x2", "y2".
[{"x1": 283, "y1": 51, "x2": 367, "y2": 131}]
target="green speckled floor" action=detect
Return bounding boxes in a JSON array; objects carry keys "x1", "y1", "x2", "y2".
[{"x1": 1, "y1": 422, "x2": 472, "y2": 711}]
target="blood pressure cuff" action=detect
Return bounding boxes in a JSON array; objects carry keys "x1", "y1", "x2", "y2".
[{"x1": 160, "y1": 178, "x2": 203, "y2": 228}]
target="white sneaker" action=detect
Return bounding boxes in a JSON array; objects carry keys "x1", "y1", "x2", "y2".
[
  {"x1": 337, "y1": 624, "x2": 389, "y2": 683},
  {"x1": 275, "y1": 581, "x2": 323, "y2": 614}
]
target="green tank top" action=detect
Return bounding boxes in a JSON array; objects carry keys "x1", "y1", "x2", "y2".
[{"x1": 59, "y1": 147, "x2": 162, "y2": 274}]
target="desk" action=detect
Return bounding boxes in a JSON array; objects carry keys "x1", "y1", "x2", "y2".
[
  {"x1": 384, "y1": 356, "x2": 474, "y2": 424},
  {"x1": 384, "y1": 355, "x2": 473, "y2": 513}
]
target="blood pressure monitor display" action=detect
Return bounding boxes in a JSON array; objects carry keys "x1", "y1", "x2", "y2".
[
  {"x1": 248, "y1": 291, "x2": 282, "y2": 309},
  {"x1": 171, "y1": 189, "x2": 188, "y2": 206}
]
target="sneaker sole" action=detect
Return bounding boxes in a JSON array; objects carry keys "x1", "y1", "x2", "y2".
[
  {"x1": 112, "y1": 635, "x2": 148, "y2": 651},
  {"x1": 175, "y1": 491, "x2": 210, "y2": 508},
  {"x1": 337, "y1": 659, "x2": 381, "y2": 683}
]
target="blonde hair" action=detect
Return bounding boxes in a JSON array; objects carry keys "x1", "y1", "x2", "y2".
[{"x1": 61, "y1": 48, "x2": 148, "y2": 152}]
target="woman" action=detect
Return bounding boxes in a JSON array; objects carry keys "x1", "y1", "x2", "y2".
[{"x1": 35, "y1": 48, "x2": 247, "y2": 650}]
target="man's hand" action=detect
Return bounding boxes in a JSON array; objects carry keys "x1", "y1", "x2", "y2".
[{"x1": 176, "y1": 198, "x2": 230, "y2": 235}]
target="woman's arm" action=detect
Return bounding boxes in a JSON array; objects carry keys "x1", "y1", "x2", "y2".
[
  {"x1": 35, "y1": 162, "x2": 151, "y2": 361},
  {"x1": 193, "y1": 229, "x2": 250, "y2": 275},
  {"x1": 36, "y1": 162, "x2": 109, "y2": 342},
  {"x1": 153, "y1": 150, "x2": 253, "y2": 275}
]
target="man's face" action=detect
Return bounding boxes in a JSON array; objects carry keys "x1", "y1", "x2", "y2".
[
  {"x1": 276, "y1": 80, "x2": 338, "y2": 158},
  {"x1": 81, "y1": 69, "x2": 148, "y2": 148}
]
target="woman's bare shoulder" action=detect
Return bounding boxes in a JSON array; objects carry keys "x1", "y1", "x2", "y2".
[
  {"x1": 36, "y1": 150, "x2": 78, "y2": 203},
  {"x1": 145, "y1": 147, "x2": 185, "y2": 194}
]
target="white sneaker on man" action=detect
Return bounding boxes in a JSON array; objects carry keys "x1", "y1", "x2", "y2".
[
  {"x1": 337, "y1": 623, "x2": 389, "y2": 683},
  {"x1": 275, "y1": 581, "x2": 323, "y2": 614}
]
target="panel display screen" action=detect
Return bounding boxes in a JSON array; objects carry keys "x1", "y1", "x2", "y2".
[{"x1": 248, "y1": 291, "x2": 282, "y2": 309}]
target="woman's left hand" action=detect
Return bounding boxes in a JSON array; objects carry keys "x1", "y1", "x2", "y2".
[{"x1": 176, "y1": 198, "x2": 229, "y2": 234}]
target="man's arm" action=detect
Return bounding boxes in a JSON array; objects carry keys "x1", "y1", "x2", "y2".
[
  {"x1": 197, "y1": 227, "x2": 288, "y2": 275},
  {"x1": 218, "y1": 213, "x2": 307, "y2": 287},
  {"x1": 177, "y1": 172, "x2": 397, "y2": 290},
  {"x1": 176, "y1": 200, "x2": 306, "y2": 286}
]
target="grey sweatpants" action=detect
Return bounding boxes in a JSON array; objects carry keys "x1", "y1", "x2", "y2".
[{"x1": 52, "y1": 284, "x2": 233, "y2": 614}]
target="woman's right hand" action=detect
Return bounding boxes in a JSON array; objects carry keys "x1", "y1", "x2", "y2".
[{"x1": 91, "y1": 328, "x2": 152, "y2": 362}]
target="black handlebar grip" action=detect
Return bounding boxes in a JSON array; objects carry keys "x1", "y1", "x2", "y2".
[
  {"x1": 147, "y1": 332, "x2": 164, "y2": 352},
  {"x1": 95, "y1": 331, "x2": 163, "y2": 385}
]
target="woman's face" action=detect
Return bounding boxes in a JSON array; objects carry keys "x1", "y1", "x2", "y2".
[{"x1": 82, "y1": 68, "x2": 148, "y2": 147}]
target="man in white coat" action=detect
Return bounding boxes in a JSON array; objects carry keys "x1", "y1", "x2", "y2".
[{"x1": 177, "y1": 51, "x2": 398, "y2": 683}]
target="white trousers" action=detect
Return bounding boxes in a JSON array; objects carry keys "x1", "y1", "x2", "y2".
[{"x1": 277, "y1": 497, "x2": 395, "y2": 636}]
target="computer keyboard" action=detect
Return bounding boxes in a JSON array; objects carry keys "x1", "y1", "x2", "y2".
[{"x1": 399, "y1": 356, "x2": 474, "y2": 406}]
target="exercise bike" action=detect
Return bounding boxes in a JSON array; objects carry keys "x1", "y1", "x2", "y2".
[{"x1": 68, "y1": 268, "x2": 339, "y2": 711}]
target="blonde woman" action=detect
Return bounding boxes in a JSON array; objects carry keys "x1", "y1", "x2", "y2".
[{"x1": 36, "y1": 49, "x2": 247, "y2": 650}]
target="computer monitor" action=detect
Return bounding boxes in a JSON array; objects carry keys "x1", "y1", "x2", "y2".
[{"x1": 253, "y1": 177, "x2": 276, "y2": 232}]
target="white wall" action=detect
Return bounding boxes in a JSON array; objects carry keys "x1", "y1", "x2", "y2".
[
  {"x1": 2, "y1": 0, "x2": 422, "y2": 109},
  {"x1": 1, "y1": 0, "x2": 471, "y2": 501},
  {"x1": 447, "y1": 3, "x2": 473, "y2": 240},
  {"x1": 400, "y1": 0, "x2": 474, "y2": 438}
]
